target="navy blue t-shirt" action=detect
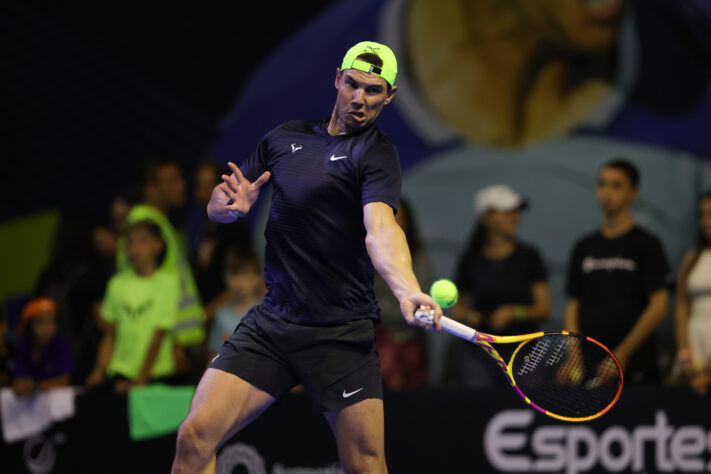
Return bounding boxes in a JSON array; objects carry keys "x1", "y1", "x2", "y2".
[{"x1": 240, "y1": 119, "x2": 401, "y2": 325}]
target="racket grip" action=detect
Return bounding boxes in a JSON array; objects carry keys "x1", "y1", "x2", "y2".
[{"x1": 414, "y1": 309, "x2": 478, "y2": 341}]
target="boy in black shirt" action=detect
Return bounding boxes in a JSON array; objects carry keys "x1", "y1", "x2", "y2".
[{"x1": 565, "y1": 159, "x2": 672, "y2": 384}]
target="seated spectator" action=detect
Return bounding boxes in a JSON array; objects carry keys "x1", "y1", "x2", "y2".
[
  {"x1": 12, "y1": 297, "x2": 74, "y2": 397},
  {"x1": 565, "y1": 159, "x2": 672, "y2": 385},
  {"x1": 86, "y1": 220, "x2": 180, "y2": 392},
  {"x1": 374, "y1": 198, "x2": 431, "y2": 389},
  {"x1": 208, "y1": 247, "x2": 264, "y2": 356},
  {"x1": 675, "y1": 190, "x2": 711, "y2": 396},
  {"x1": 452, "y1": 185, "x2": 551, "y2": 389}
]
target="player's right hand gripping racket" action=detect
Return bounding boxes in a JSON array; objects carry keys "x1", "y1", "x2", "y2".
[{"x1": 415, "y1": 309, "x2": 623, "y2": 422}]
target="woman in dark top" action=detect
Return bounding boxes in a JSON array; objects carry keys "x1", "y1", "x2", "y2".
[{"x1": 452, "y1": 185, "x2": 551, "y2": 388}]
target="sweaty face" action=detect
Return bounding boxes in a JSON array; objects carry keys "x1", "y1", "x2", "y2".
[
  {"x1": 596, "y1": 167, "x2": 637, "y2": 215},
  {"x1": 515, "y1": 0, "x2": 625, "y2": 51},
  {"x1": 333, "y1": 69, "x2": 395, "y2": 134},
  {"x1": 700, "y1": 198, "x2": 711, "y2": 242}
]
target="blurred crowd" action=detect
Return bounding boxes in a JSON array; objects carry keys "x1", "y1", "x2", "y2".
[{"x1": 1, "y1": 157, "x2": 709, "y2": 400}]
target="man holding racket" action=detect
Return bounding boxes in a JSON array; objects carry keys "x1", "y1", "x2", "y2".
[{"x1": 172, "y1": 41, "x2": 442, "y2": 474}]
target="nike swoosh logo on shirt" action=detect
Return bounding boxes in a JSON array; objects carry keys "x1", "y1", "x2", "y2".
[
  {"x1": 330, "y1": 155, "x2": 348, "y2": 161},
  {"x1": 342, "y1": 387, "x2": 364, "y2": 398}
]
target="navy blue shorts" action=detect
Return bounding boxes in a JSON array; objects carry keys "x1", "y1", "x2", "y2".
[{"x1": 210, "y1": 306, "x2": 382, "y2": 412}]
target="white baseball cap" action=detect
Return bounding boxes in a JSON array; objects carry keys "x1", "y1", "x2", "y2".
[{"x1": 474, "y1": 185, "x2": 528, "y2": 216}]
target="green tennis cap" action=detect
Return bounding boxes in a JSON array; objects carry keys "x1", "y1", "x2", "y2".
[{"x1": 341, "y1": 41, "x2": 398, "y2": 87}]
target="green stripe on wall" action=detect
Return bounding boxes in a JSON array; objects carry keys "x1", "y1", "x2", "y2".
[{"x1": 0, "y1": 210, "x2": 60, "y2": 308}]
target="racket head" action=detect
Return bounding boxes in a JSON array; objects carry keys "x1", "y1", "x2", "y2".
[{"x1": 505, "y1": 331, "x2": 623, "y2": 422}]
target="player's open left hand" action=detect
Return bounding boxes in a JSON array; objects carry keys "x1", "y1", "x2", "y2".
[
  {"x1": 401, "y1": 293, "x2": 442, "y2": 332},
  {"x1": 219, "y1": 162, "x2": 271, "y2": 217}
]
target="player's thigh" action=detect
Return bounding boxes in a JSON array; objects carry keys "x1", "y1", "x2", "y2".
[
  {"x1": 324, "y1": 398, "x2": 385, "y2": 467},
  {"x1": 182, "y1": 368, "x2": 276, "y2": 447}
]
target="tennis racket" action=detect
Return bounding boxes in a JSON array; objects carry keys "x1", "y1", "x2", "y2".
[{"x1": 415, "y1": 308, "x2": 623, "y2": 422}]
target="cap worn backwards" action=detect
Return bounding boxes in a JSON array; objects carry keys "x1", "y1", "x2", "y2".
[{"x1": 341, "y1": 41, "x2": 398, "y2": 87}]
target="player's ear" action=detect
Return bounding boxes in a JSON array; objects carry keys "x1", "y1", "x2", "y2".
[
  {"x1": 384, "y1": 85, "x2": 397, "y2": 105},
  {"x1": 335, "y1": 68, "x2": 343, "y2": 90}
]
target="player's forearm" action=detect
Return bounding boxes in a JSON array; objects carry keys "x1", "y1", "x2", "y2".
[
  {"x1": 136, "y1": 330, "x2": 166, "y2": 384},
  {"x1": 615, "y1": 290, "x2": 669, "y2": 360},
  {"x1": 366, "y1": 223, "x2": 421, "y2": 303},
  {"x1": 207, "y1": 186, "x2": 238, "y2": 223}
]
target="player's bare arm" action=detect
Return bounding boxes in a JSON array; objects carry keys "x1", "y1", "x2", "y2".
[
  {"x1": 207, "y1": 161, "x2": 271, "y2": 223},
  {"x1": 363, "y1": 201, "x2": 442, "y2": 331}
]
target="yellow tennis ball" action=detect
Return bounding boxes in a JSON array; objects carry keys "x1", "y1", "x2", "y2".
[
  {"x1": 570, "y1": 367, "x2": 583, "y2": 385},
  {"x1": 430, "y1": 279, "x2": 458, "y2": 308}
]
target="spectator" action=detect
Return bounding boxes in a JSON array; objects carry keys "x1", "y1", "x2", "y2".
[
  {"x1": 452, "y1": 185, "x2": 551, "y2": 389},
  {"x1": 565, "y1": 159, "x2": 672, "y2": 385},
  {"x1": 116, "y1": 157, "x2": 206, "y2": 382},
  {"x1": 12, "y1": 297, "x2": 74, "y2": 397},
  {"x1": 208, "y1": 247, "x2": 264, "y2": 356},
  {"x1": 374, "y1": 198, "x2": 431, "y2": 389},
  {"x1": 0, "y1": 308, "x2": 11, "y2": 388},
  {"x1": 187, "y1": 160, "x2": 253, "y2": 319},
  {"x1": 675, "y1": 190, "x2": 711, "y2": 396},
  {"x1": 34, "y1": 212, "x2": 113, "y2": 383},
  {"x1": 87, "y1": 220, "x2": 180, "y2": 392},
  {"x1": 93, "y1": 188, "x2": 140, "y2": 260}
]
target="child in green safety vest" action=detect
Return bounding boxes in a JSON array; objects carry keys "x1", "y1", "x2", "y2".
[{"x1": 87, "y1": 220, "x2": 180, "y2": 391}]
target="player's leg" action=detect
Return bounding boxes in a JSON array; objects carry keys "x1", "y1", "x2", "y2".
[
  {"x1": 172, "y1": 368, "x2": 275, "y2": 473},
  {"x1": 290, "y1": 317, "x2": 385, "y2": 473},
  {"x1": 324, "y1": 398, "x2": 387, "y2": 474},
  {"x1": 173, "y1": 308, "x2": 296, "y2": 473}
]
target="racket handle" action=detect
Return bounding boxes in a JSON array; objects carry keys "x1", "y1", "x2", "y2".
[{"x1": 414, "y1": 309, "x2": 478, "y2": 341}]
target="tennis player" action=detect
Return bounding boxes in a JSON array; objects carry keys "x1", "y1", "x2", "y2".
[{"x1": 172, "y1": 41, "x2": 442, "y2": 474}]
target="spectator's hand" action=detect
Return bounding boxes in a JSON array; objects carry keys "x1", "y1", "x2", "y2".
[
  {"x1": 219, "y1": 162, "x2": 271, "y2": 218},
  {"x1": 12, "y1": 377, "x2": 35, "y2": 397},
  {"x1": 114, "y1": 379, "x2": 133, "y2": 393},
  {"x1": 400, "y1": 293, "x2": 442, "y2": 332},
  {"x1": 93, "y1": 227, "x2": 118, "y2": 255},
  {"x1": 690, "y1": 372, "x2": 711, "y2": 397},
  {"x1": 490, "y1": 305, "x2": 515, "y2": 333},
  {"x1": 85, "y1": 369, "x2": 105, "y2": 387},
  {"x1": 681, "y1": 359, "x2": 695, "y2": 379}
]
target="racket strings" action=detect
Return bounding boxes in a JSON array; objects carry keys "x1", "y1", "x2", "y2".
[{"x1": 511, "y1": 334, "x2": 621, "y2": 419}]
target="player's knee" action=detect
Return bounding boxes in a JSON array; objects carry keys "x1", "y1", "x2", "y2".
[
  {"x1": 341, "y1": 448, "x2": 385, "y2": 474},
  {"x1": 176, "y1": 418, "x2": 214, "y2": 459}
]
